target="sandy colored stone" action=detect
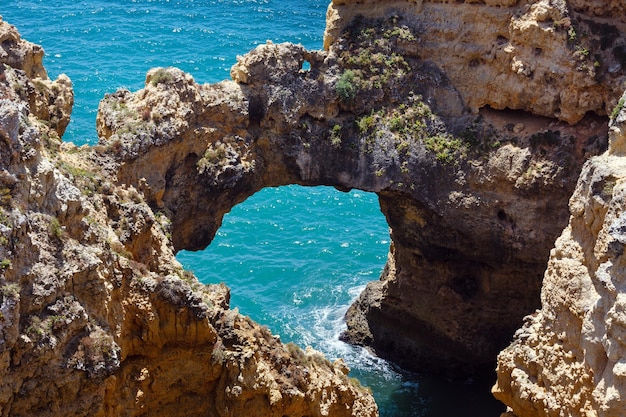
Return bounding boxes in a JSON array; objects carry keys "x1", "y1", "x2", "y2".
[
  {"x1": 0, "y1": 19, "x2": 377, "y2": 417},
  {"x1": 95, "y1": 26, "x2": 604, "y2": 376},
  {"x1": 493, "y1": 98, "x2": 626, "y2": 417},
  {"x1": 3, "y1": 0, "x2": 626, "y2": 415},
  {"x1": 0, "y1": 16, "x2": 47, "y2": 79},
  {"x1": 324, "y1": 0, "x2": 626, "y2": 125},
  {"x1": 0, "y1": 16, "x2": 73, "y2": 136}
]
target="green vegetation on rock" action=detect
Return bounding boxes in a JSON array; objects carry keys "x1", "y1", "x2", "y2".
[
  {"x1": 336, "y1": 70, "x2": 356, "y2": 103},
  {"x1": 150, "y1": 68, "x2": 175, "y2": 86}
]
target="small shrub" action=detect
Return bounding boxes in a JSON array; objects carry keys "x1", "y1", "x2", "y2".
[
  {"x1": 0, "y1": 185, "x2": 12, "y2": 198},
  {"x1": 330, "y1": 124, "x2": 342, "y2": 147},
  {"x1": 611, "y1": 97, "x2": 625, "y2": 120},
  {"x1": 286, "y1": 342, "x2": 307, "y2": 363},
  {"x1": 576, "y1": 45, "x2": 590, "y2": 57},
  {"x1": 197, "y1": 143, "x2": 231, "y2": 174},
  {"x1": 397, "y1": 141, "x2": 410, "y2": 154},
  {"x1": 26, "y1": 316, "x2": 45, "y2": 342},
  {"x1": 49, "y1": 315, "x2": 66, "y2": 331},
  {"x1": 204, "y1": 145, "x2": 227, "y2": 163},
  {"x1": 150, "y1": 68, "x2": 174, "y2": 86},
  {"x1": 50, "y1": 218, "x2": 64, "y2": 239},
  {"x1": 1, "y1": 282, "x2": 19, "y2": 298},
  {"x1": 384, "y1": 26, "x2": 416, "y2": 42},
  {"x1": 357, "y1": 113, "x2": 376, "y2": 133},
  {"x1": 568, "y1": 26, "x2": 577, "y2": 42},
  {"x1": 11, "y1": 81, "x2": 25, "y2": 97},
  {"x1": 424, "y1": 134, "x2": 464, "y2": 164},
  {"x1": 0, "y1": 259, "x2": 11, "y2": 270},
  {"x1": 0, "y1": 188, "x2": 12, "y2": 207},
  {"x1": 389, "y1": 115, "x2": 405, "y2": 132},
  {"x1": 336, "y1": 70, "x2": 357, "y2": 102}
]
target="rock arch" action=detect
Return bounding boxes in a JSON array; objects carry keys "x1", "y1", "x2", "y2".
[{"x1": 97, "y1": 36, "x2": 607, "y2": 375}]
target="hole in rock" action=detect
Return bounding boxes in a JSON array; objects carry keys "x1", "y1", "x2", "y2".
[
  {"x1": 469, "y1": 58, "x2": 480, "y2": 67},
  {"x1": 301, "y1": 60, "x2": 311, "y2": 71},
  {"x1": 248, "y1": 95, "x2": 265, "y2": 126},
  {"x1": 496, "y1": 35, "x2": 508, "y2": 45},
  {"x1": 450, "y1": 274, "x2": 480, "y2": 301},
  {"x1": 177, "y1": 185, "x2": 504, "y2": 416}
]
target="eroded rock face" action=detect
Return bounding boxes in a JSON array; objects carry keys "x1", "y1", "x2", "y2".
[
  {"x1": 0, "y1": 17, "x2": 73, "y2": 136},
  {"x1": 493, "y1": 98, "x2": 626, "y2": 417},
  {"x1": 96, "y1": 5, "x2": 607, "y2": 377},
  {"x1": 0, "y1": 17, "x2": 47, "y2": 79},
  {"x1": 3, "y1": 0, "x2": 626, "y2": 414},
  {"x1": 0, "y1": 20, "x2": 377, "y2": 417},
  {"x1": 325, "y1": 0, "x2": 626, "y2": 125}
]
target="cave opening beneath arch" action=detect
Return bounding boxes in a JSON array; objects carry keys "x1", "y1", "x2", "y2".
[{"x1": 176, "y1": 184, "x2": 504, "y2": 417}]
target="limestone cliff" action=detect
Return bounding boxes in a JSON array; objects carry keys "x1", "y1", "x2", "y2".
[
  {"x1": 492, "y1": 96, "x2": 626, "y2": 417},
  {"x1": 95, "y1": 0, "x2": 617, "y2": 378},
  {"x1": 3, "y1": 0, "x2": 626, "y2": 414},
  {"x1": 325, "y1": 0, "x2": 626, "y2": 124},
  {"x1": 322, "y1": 0, "x2": 626, "y2": 376},
  {"x1": 0, "y1": 17, "x2": 376, "y2": 417}
]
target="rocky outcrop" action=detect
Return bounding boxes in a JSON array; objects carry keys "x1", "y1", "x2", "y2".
[
  {"x1": 95, "y1": 1, "x2": 610, "y2": 377},
  {"x1": 4, "y1": 0, "x2": 626, "y2": 414},
  {"x1": 321, "y1": 0, "x2": 626, "y2": 376},
  {"x1": 492, "y1": 97, "x2": 626, "y2": 417},
  {"x1": 325, "y1": 0, "x2": 626, "y2": 124},
  {"x1": 0, "y1": 17, "x2": 73, "y2": 136},
  {"x1": 0, "y1": 19, "x2": 376, "y2": 417},
  {"x1": 0, "y1": 18, "x2": 47, "y2": 79}
]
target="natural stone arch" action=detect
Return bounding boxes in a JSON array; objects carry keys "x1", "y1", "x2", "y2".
[
  {"x1": 176, "y1": 182, "x2": 390, "y2": 337},
  {"x1": 97, "y1": 37, "x2": 607, "y2": 375}
]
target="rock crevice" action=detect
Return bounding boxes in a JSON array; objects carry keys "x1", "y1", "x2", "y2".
[{"x1": 493, "y1": 110, "x2": 626, "y2": 415}]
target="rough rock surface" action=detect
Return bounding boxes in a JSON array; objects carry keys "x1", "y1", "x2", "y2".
[
  {"x1": 96, "y1": 6, "x2": 607, "y2": 377},
  {"x1": 0, "y1": 19, "x2": 377, "y2": 417},
  {"x1": 0, "y1": 17, "x2": 73, "y2": 136},
  {"x1": 3, "y1": 0, "x2": 626, "y2": 414},
  {"x1": 0, "y1": 17, "x2": 47, "y2": 79},
  {"x1": 493, "y1": 96, "x2": 626, "y2": 417},
  {"x1": 325, "y1": 0, "x2": 626, "y2": 124}
]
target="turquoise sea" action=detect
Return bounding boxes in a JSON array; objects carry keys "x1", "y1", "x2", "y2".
[{"x1": 2, "y1": 1, "x2": 504, "y2": 415}]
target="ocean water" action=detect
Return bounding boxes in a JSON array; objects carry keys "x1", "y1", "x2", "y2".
[{"x1": 2, "y1": 1, "x2": 504, "y2": 415}]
